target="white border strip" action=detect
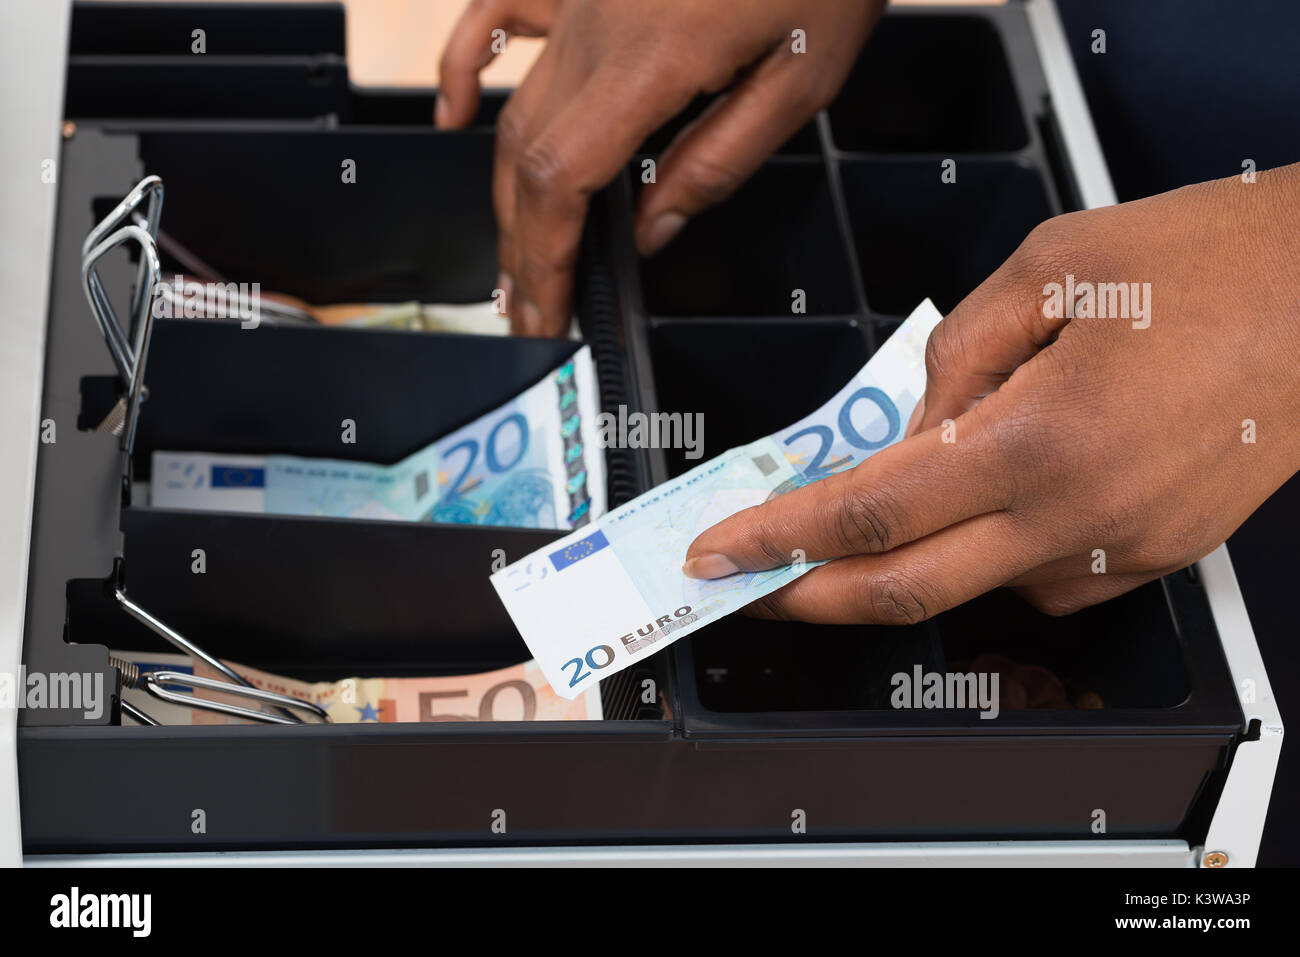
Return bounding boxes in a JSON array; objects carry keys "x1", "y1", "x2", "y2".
[
  {"x1": 0, "y1": 0, "x2": 71, "y2": 869},
  {"x1": 1198, "y1": 546, "x2": 1284, "y2": 868},
  {"x1": 29, "y1": 840, "x2": 1195, "y2": 869},
  {"x1": 1025, "y1": 0, "x2": 1118, "y2": 209}
]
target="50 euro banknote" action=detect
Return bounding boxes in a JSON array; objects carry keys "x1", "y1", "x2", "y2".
[
  {"x1": 492, "y1": 300, "x2": 944, "y2": 699},
  {"x1": 150, "y1": 346, "x2": 604, "y2": 530},
  {"x1": 114, "y1": 651, "x2": 602, "y2": 724}
]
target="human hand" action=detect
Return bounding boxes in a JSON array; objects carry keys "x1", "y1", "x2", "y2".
[
  {"x1": 683, "y1": 164, "x2": 1300, "y2": 621},
  {"x1": 436, "y1": 0, "x2": 885, "y2": 336}
]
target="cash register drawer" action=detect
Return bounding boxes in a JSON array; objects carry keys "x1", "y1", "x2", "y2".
[{"x1": 18, "y1": 1, "x2": 1244, "y2": 853}]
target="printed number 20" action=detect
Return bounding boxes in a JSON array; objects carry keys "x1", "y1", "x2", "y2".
[
  {"x1": 783, "y1": 386, "x2": 900, "y2": 475},
  {"x1": 442, "y1": 412, "x2": 529, "y2": 497},
  {"x1": 561, "y1": 644, "x2": 616, "y2": 688}
]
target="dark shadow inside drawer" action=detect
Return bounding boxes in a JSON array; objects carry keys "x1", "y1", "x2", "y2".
[
  {"x1": 827, "y1": 14, "x2": 1028, "y2": 152},
  {"x1": 691, "y1": 617, "x2": 944, "y2": 713},
  {"x1": 637, "y1": 160, "x2": 858, "y2": 318},
  {"x1": 842, "y1": 159, "x2": 1053, "y2": 314},
  {"x1": 685, "y1": 580, "x2": 1196, "y2": 717}
]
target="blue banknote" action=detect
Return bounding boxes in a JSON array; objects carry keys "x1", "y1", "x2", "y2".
[{"x1": 152, "y1": 347, "x2": 605, "y2": 530}]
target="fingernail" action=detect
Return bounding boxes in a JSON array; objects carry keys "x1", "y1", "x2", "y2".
[
  {"x1": 682, "y1": 553, "x2": 740, "y2": 579},
  {"x1": 637, "y1": 212, "x2": 686, "y2": 257},
  {"x1": 517, "y1": 299, "x2": 542, "y2": 337},
  {"x1": 905, "y1": 395, "x2": 927, "y2": 439},
  {"x1": 435, "y1": 93, "x2": 451, "y2": 128}
]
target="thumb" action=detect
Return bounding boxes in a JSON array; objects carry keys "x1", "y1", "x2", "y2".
[{"x1": 907, "y1": 248, "x2": 1072, "y2": 437}]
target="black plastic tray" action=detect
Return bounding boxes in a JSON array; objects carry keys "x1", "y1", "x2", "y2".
[{"x1": 18, "y1": 1, "x2": 1244, "y2": 853}]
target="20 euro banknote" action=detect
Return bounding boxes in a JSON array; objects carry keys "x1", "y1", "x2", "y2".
[
  {"x1": 491, "y1": 300, "x2": 944, "y2": 698},
  {"x1": 151, "y1": 346, "x2": 605, "y2": 530}
]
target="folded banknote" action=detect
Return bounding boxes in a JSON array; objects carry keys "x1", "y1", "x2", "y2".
[
  {"x1": 151, "y1": 346, "x2": 605, "y2": 530},
  {"x1": 114, "y1": 651, "x2": 602, "y2": 724},
  {"x1": 492, "y1": 300, "x2": 944, "y2": 698}
]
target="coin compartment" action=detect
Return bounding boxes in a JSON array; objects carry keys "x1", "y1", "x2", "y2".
[
  {"x1": 612, "y1": 4, "x2": 1244, "y2": 843},
  {"x1": 826, "y1": 14, "x2": 1030, "y2": 153},
  {"x1": 842, "y1": 158, "x2": 1056, "y2": 314},
  {"x1": 635, "y1": 158, "x2": 859, "y2": 318}
]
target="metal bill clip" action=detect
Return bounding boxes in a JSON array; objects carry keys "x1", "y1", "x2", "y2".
[
  {"x1": 79, "y1": 176, "x2": 164, "y2": 452},
  {"x1": 112, "y1": 589, "x2": 332, "y2": 726}
]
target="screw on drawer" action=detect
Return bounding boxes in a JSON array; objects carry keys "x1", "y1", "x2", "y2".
[{"x1": 1203, "y1": 851, "x2": 1229, "y2": 868}]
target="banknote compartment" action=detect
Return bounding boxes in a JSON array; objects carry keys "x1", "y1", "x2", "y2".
[
  {"x1": 35, "y1": 65, "x2": 639, "y2": 726},
  {"x1": 826, "y1": 13, "x2": 1029, "y2": 153}
]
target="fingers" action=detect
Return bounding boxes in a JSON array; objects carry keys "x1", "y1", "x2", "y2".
[
  {"x1": 743, "y1": 512, "x2": 1045, "y2": 625},
  {"x1": 492, "y1": 44, "x2": 557, "y2": 330},
  {"x1": 905, "y1": 244, "x2": 1072, "y2": 437},
  {"x1": 436, "y1": 0, "x2": 557, "y2": 129},
  {"x1": 508, "y1": 67, "x2": 694, "y2": 335},
  {"x1": 634, "y1": 50, "x2": 833, "y2": 256},
  {"x1": 683, "y1": 419, "x2": 1013, "y2": 578}
]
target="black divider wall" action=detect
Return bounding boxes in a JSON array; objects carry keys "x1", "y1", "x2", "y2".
[
  {"x1": 116, "y1": 513, "x2": 558, "y2": 675},
  {"x1": 124, "y1": 320, "x2": 580, "y2": 468},
  {"x1": 69, "y1": 1, "x2": 347, "y2": 57},
  {"x1": 137, "y1": 130, "x2": 501, "y2": 304}
]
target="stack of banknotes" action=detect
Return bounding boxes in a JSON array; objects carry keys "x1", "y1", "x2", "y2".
[
  {"x1": 151, "y1": 346, "x2": 605, "y2": 530},
  {"x1": 316, "y1": 300, "x2": 580, "y2": 340},
  {"x1": 161, "y1": 278, "x2": 581, "y2": 337},
  {"x1": 114, "y1": 651, "x2": 602, "y2": 725},
  {"x1": 492, "y1": 300, "x2": 944, "y2": 699}
]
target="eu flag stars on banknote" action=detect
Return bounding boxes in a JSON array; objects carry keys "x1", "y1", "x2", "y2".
[{"x1": 492, "y1": 300, "x2": 944, "y2": 698}]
